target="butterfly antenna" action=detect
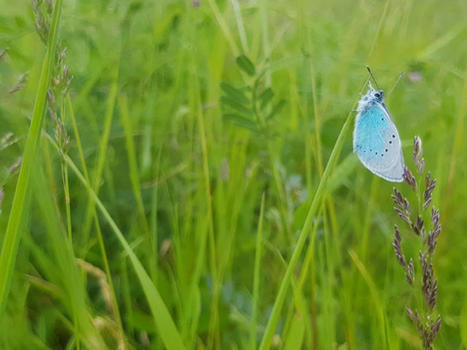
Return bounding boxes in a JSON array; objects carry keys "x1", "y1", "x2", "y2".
[
  {"x1": 388, "y1": 72, "x2": 405, "y2": 97},
  {"x1": 365, "y1": 66, "x2": 379, "y2": 89}
]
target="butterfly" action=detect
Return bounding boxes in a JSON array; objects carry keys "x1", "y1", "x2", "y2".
[{"x1": 353, "y1": 81, "x2": 405, "y2": 182}]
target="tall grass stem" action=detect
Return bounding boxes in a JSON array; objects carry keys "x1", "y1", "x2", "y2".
[{"x1": 259, "y1": 105, "x2": 355, "y2": 350}]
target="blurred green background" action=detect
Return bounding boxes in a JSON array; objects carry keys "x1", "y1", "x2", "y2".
[{"x1": 0, "y1": 0, "x2": 466, "y2": 348}]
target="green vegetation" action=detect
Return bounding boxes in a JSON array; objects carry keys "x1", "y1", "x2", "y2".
[{"x1": 0, "y1": 0, "x2": 466, "y2": 348}]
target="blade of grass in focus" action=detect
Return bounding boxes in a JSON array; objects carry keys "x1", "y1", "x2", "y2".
[
  {"x1": 0, "y1": 0, "x2": 63, "y2": 318},
  {"x1": 259, "y1": 91, "x2": 361, "y2": 350}
]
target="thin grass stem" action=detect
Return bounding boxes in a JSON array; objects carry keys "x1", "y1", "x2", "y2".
[
  {"x1": 258, "y1": 83, "x2": 363, "y2": 349},
  {"x1": 251, "y1": 193, "x2": 266, "y2": 350}
]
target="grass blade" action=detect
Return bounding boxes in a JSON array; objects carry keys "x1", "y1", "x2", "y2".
[
  {"x1": 0, "y1": 0, "x2": 63, "y2": 318},
  {"x1": 259, "y1": 107, "x2": 355, "y2": 350},
  {"x1": 251, "y1": 193, "x2": 266, "y2": 350},
  {"x1": 348, "y1": 250, "x2": 388, "y2": 348},
  {"x1": 82, "y1": 73, "x2": 119, "y2": 243},
  {"x1": 46, "y1": 134, "x2": 186, "y2": 350},
  {"x1": 283, "y1": 313, "x2": 306, "y2": 350},
  {"x1": 119, "y1": 95, "x2": 150, "y2": 236}
]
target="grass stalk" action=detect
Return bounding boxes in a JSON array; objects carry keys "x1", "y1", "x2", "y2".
[
  {"x1": 231, "y1": 0, "x2": 249, "y2": 53},
  {"x1": 82, "y1": 72, "x2": 119, "y2": 243},
  {"x1": 59, "y1": 99, "x2": 73, "y2": 241},
  {"x1": 251, "y1": 193, "x2": 266, "y2": 350},
  {"x1": 206, "y1": 0, "x2": 239, "y2": 56},
  {"x1": 259, "y1": 105, "x2": 355, "y2": 350},
  {"x1": 119, "y1": 94, "x2": 150, "y2": 237}
]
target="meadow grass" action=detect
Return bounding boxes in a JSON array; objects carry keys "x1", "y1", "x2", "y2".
[{"x1": 0, "y1": 0, "x2": 466, "y2": 349}]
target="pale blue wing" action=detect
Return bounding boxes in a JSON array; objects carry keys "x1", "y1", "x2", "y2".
[{"x1": 353, "y1": 103, "x2": 404, "y2": 182}]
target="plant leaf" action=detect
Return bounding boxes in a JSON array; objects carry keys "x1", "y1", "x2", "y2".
[
  {"x1": 267, "y1": 99, "x2": 286, "y2": 121},
  {"x1": 220, "y1": 82, "x2": 249, "y2": 105},
  {"x1": 259, "y1": 87, "x2": 274, "y2": 110},
  {"x1": 236, "y1": 55, "x2": 255, "y2": 76},
  {"x1": 220, "y1": 95, "x2": 252, "y2": 116},
  {"x1": 223, "y1": 113, "x2": 258, "y2": 132}
]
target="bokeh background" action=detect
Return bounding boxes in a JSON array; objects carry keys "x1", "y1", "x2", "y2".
[{"x1": 0, "y1": 0, "x2": 466, "y2": 348}]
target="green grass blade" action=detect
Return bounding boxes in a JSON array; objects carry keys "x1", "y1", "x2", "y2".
[
  {"x1": 461, "y1": 299, "x2": 467, "y2": 347},
  {"x1": 283, "y1": 313, "x2": 306, "y2": 350},
  {"x1": 251, "y1": 193, "x2": 265, "y2": 350},
  {"x1": 66, "y1": 93, "x2": 126, "y2": 345},
  {"x1": 0, "y1": 0, "x2": 63, "y2": 318},
  {"x1": 119, "y1": 95, "x2": 150, "y2": 235},
  {"x1": 32, "y1": 161, "x2": 107, "y2": 349},
  {"x1": 82, "y1": 73, "x2": 119, "y2": 242},
  {"x1": 46, "y1": 134, "x2": 186, "y2": 350},
  {"x1": 259, "y1": 108, "x2": 355, "y2": 350},
  {"x1": 349, "y1": 250, "x2": 388, "y2": 348}
]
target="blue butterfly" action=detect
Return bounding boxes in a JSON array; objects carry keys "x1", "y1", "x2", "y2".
[{"x1": 353, "y1": 82, "x2": 405, "y2": 182}]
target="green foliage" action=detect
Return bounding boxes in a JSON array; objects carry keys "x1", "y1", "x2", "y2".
[
  {"x1": 0, "y1": 0, "x2": 466, "y2": 349},
  {"x1": 220, "y1": 55, "x2": 286, "y2": 134},
  {"x1": 0, "y1": 0, "x2": 63, "y2": 318},
  {"x1": 236, "y1": 55, "x2": 256, "y2": 76}
]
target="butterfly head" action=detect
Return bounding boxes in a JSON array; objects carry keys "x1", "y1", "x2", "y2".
[{"x1": 357, "y1": 82, "x2": 385, "y2": 112}]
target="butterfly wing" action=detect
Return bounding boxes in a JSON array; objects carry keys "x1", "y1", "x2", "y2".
[{"x1": 353, "y1": 103, "x2": 405, "y2": 182}]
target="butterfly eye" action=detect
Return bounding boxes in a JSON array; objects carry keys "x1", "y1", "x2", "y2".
[{"x1": 375, "y1": 93, "x2": 381, "y2": 98}]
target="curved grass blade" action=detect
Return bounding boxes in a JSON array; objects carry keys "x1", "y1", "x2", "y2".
[{"x1": 46, "y1": 134, "x2": 186, "y2": 350}]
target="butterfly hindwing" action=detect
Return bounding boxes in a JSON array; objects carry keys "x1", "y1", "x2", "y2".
[{"x1": 353, "y1": 103, "x2": 404, "y2": 182}]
